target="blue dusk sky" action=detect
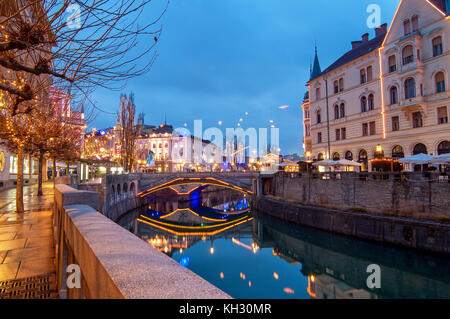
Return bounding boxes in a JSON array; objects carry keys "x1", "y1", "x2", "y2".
[{"x1": 88, "y1": 0, "x2": 400, "y2": 155}]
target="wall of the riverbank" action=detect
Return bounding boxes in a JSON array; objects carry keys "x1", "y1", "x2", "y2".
[
  {"x1": 53, "y1": 184, "x2": 231, "y2": 299},
  {"x1": 264, "y1": 172, "x2": 450, "y2": 217},
  {"x1": 253, "y1": 196, "x2": 450, "y2": 254}
]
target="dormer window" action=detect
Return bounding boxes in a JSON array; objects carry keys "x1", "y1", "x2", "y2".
[
  {"x1": 411, "y1": 16, "x2": 419, "y2": 32},
  {"x1": 403, "y1": 19, "x2": 411, "y2": 36}
]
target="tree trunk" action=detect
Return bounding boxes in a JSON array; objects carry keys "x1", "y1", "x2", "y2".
[
  {"x1": 53, "y1": 158, "x2": 56, "y2": 188},
  {"x1": 37, "y1": 152, "x2": 43, "y2": 196},
  {"x1": 16, "y1": 145, "x2": 25, "y2": 213},
  {"x1": 66, "y1": 161, "x2": 69, "y2": 176}
]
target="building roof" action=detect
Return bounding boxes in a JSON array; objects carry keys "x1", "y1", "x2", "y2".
[
  {"x1": 310, "y1": 47, "x2": 322, "y2": 80},
  {"x1": 310, "y1": 32, "x2": 387, "y2": 82},
  {"x1": 154, "y1": 124, "x2": 174, "y2": 134},
  {"x1": 429, "y1": 0, "x2": 448, "y2": 14}
]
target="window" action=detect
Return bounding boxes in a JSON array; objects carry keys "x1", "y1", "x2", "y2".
[
  {"x1": 388, "y1": 55, "x2": 397, "y2": 72},
  {"x1": 402, "y1": 45, "x2": 413, "y2": 65},
  {"x1": 392, "y1": 145, "x2": 405, "y2": 159},
  {"x1": 334, "y1": 81, "x2": 339, "y2": 94},
  {"x1": 340, "y1": 103, "x2": 345, "y2": 118},
  {"x1": 317, "y1": 109, "x2": 321, "y2": 124},
  {"x1": 412, "y1": 112, "x2": 423, "y2": 128},
  {"x1": 437, "y1": 106, "x2": 448, "y2": 124},
  {"x1": 361, "y1": 96, "x2": 367, "y2": 112},
  {"x1": 436, "y1": 72, "x2": 446, "y2": 93},
  {"x1": 341, "y1": 127, "x2": 346, "y2": 140},
  {"x1": 390, "y1": 86, "x2": 398, "y2": 104},
  {"x1": 411, "y1": 16, "x2": 419, "y2": 32},
  {"x1": 339, "y1": 78, "x2": 344, "y2": 92},
  {"x1": 336, "y1": 128, "x2": 341, "y2": 141},
  {"x1": 318, "y1": 132, "x2": 322, "y2": 143},
  {"x1": 413, "y1": 143, "x2": 427, "y2": 155},
  {"x1": 438, "y1": 141, "x2": 450, "y2": 155},
  {"x1": 334, "y1": 105, "x2": 339, "y2": 119},
  {"x1": 433, "y1": 36, "x2": 443, "y2": 57},
  {"x1": 362, "y1": 123, "x2": 368, "y2": 136},
  {"x1": 316, "y1": 87, "x2": 321, "y2": 100},
  {"x1": 333, "y1": 152, "x2": 340, "y2": 161},
  {"x1": 405, "y1": 78, "x2": 416, "y2": 98},
  {"x1": 304, "y1": 108, "x2": 310, "y2": 119},
  {"x1": 368, "y1": 94, "x2": 374, "y2": 110},
  {"x1": 305, "y1": 123, "x2": 311, "y2": 136},
  {"x1": 360, "y1": 69, "x2": 366, "y2": 84},
  {"x1": 345, "y1": 151, "x2": 353, "y2": 160},
  {"x1": 318, "y1": 153, "x2": 324, "y2": 160},
  {"x1": 403, "y1": 19, "x2": 411, "y2": 36},
  {"x1": 392, "y1": 116, "x2": 400, "y2": 131},
  {"x1": 369, "y1": 121, "x2": 376, "y2": 135},
  {"x1": 367, "y1": 66, "x2": 373, "y2": 82}
]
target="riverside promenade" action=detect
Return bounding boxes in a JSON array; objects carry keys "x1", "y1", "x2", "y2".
[{"x1": 0, "y1": 183, "x2": 58, "y2": 299}]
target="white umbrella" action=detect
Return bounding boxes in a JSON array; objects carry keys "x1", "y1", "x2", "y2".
[
  {"x1": 335, "y1": 159, "x2": 362, "y2": 167},
  {"x1": 430, "y1": 153, "x2": 450, "y2": 164},
  {"x1": 312, "y1": 159, "x2": 337, "y2": 167},
  {"x1": 399, "y1": 153, "x2": 433, "y2": 164}
]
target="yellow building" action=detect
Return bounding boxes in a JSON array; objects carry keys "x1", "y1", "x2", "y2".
[{"x1": 302, "y1": 0, "x2": 449, "y2": 171}]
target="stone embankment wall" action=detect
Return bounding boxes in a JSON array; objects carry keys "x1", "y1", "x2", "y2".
[
  {"x1": 263, "y1": 172, "x2": 450, "y2": 217},
  {"x1": 253, "y1": 196, "x2": 450, "y2": 254}
]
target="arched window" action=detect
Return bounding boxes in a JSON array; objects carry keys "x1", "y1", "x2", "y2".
[
  {"x1": 402, "y1": 45, "x2": 414, "y2": 65},
  {"x1": 359, "y1": 149, "x2": 368, "y2": 172},
  {"x1": 413, "y1": 143, "x2": 427, "y2": 155},
  {"x1": 405, "y1": 78, "x2": 416, "y2": 99},
  {"x1": 368, "y1": 94, "x2": 374, "y2": 110},
  {"x1": 334, "y1": 105, "x2": 339, "y2": 119},
  {"x1": 438, "y1": 141, "x2": 450, "y2": 155},
  {"x1": 435, "y1": 72, "x2": 446, "y2": 93},
  {"x1": 340, "y1": 103, "x2": 345, "y2": 118},
  {"x1": 317, "y1": 153, "x2": 324, "y2": 161},
  {"x1": 332, "y1": 152, "x2": 340, "y2": 161},
  {"x1": 392, "y1": 145, "x2": 405, "y2": 159},
  {"x1": 390, "y1": 86, "x2": 398, "y2": 104},
  {"x1": 339, "y1": 78, "x2": 344, "y2": 92},
  {"x1": 317, "y1": 109, "x2": 321, "y2": 124},
  {"x1": 361, "y1": 96, "x2": 367, "y2": 112},
  {"x1": 345, "y1": 151, "x2": 353, "y2": 161},
  {"x1": 411, "y1": 15, "x2": 419, "y2": 32},
  {"x1": 403, "y1": 19, "x2": 411, "y2": 35},
  {"x1": 117, "y1": 184, "x2": 121, "y2": 196},
  {"x1": 433, "y1": 36, "x2": 443, "y2": 57},
  {"x1": 130, "y1": 182, "x2": 135, "y2": 196}
]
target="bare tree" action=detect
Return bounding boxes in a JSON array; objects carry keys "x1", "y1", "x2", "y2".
[{"x1": 0, "y1": 0, "x2": 166, "y2": 212}]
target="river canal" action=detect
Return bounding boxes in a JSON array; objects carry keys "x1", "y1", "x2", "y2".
[{"x1": 117, "y1": 186, "x2": 450, "y2": 299}]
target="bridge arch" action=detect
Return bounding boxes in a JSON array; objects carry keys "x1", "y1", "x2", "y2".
[{"x1": 138, "y1": 177, "x2": 253, "y2": 197}]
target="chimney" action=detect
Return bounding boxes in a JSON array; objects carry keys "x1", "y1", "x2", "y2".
[
  {"x1": 375, "y1": 23, "x2": 388, "y2": 36},
  {"x1": 351, "y1": 41, "x2": 362, "y2": 49},
  {"x1": 362, "y1": 33, "x2": 369, "y2": 42}
]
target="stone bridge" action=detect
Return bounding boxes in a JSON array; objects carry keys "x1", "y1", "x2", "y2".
[
  {"x1": 138, "y1": 172, "x2": 256, "y2": 197},
  {"x1": 77, "y1": 172, "x2": 258, "y2": 221}
]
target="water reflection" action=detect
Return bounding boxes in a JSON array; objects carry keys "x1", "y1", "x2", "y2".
[{"x1": 118, "y1": 187, "x2": 450, "y2": 299}]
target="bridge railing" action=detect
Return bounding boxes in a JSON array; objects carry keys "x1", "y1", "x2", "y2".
[{"x1": 53, "y1": 184, "x2": 230, "y2": 299}]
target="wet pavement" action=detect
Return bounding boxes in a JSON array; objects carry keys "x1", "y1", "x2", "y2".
[{"x1": 0, "y1": 183, "x2": 57, "y2": 298}]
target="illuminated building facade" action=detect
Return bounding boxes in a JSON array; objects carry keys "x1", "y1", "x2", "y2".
[
  {"x1": 303, "y1": 0, "x2": 449, "y2": 171},
  {"x1": 135, "y1": 124, "x2": 223, "y2": 173},
  {"x1": 83, "y1": 127, "x2": 119, "y2": 162}
]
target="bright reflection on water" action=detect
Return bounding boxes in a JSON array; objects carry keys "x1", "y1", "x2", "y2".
[{"x1": 118, "y1": 186, "x2": 450, "y2": 299}]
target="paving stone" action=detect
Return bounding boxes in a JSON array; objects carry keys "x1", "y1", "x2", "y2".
[
  {"x1": 0, "y1": 262, "x2": 20, "y2": 281},
  {"x1": 0, "y1": 233, "x2": 16, "y2": 241},
  {"x1": 3, "y1": 247, "x2": 55, "y2": 264},
  {"x1": 0, "y1": 238, "x2": 27, "y2": 251},
  {"x1": 16, "y1": 258, "x2": 56, "y2": 280}
]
